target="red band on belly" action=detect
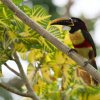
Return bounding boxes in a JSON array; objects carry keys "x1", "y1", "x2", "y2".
[{"x1": 73, "y1": 40, "x2": 92, "y2": 48}]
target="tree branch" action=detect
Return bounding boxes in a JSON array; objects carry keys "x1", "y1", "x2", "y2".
[
  {"x1": 13, "y1": 52, "x2": 39, "y2": 100},
  {"x1": 0, "y1": 82, "x2": 33, "y2": 97},
  {"x1": 1, "y1": 0, "x2": 100, "y2": 83},
  {"x1": 64, "y1": 0, "x2": 73, "y2": 17},
  {"x1": 4, "y1": 63, "x2": 21, "y2": 77}
]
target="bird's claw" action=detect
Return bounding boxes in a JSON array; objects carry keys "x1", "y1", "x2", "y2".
[
  {"x1": 83, "y1": 60, "x2": 91, "y2": 67},
  {"x1": 68, "y1": 48, "x2": 77, "y2": 55}
]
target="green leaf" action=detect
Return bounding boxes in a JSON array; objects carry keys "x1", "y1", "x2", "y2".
[
  {"x1": 0, "y1": 50, "x2": 11, "y2": 65},
  {"x1": 31, "y1": 5, "x2": 51, "y2": 28},
  {"x1": 12, "y1": 0, "x2": 23, "y2": 5},
  {"x1": 14, "y1": 42, "x2": 27, "y2": 52},
  {"x1": 55, "y1": 51, "x2": 65, "y2": 64},
  {"x1": 28, "y1": 49, "x2": 43, "y2": 63},
  {"x1": 13, "y1": 16, "x2": 25, "y2": 32},
  {"x1": 27, "y1": 63, "x2": 35, "y2": 75},
  {"x1": 47, "y1": 25, "x2": 63, "y2": 39},
  {"x1": 39, "y1": 36, "x2": 56, "y2": 52}
]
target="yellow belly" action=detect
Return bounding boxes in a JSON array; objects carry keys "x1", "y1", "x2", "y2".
[{"x1": 75, "y1": 47, "x2": 93, "y2": 59}]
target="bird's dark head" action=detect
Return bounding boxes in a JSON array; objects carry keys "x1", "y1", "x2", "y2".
[{"x1": 50, "y1": 17, "x2": 87, "y2": 32}]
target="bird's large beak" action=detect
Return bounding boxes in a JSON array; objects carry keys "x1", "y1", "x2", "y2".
[{"x1": 50, "y1": 18, "x2": 74, "y2": 26}]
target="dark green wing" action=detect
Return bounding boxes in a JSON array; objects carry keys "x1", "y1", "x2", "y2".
[{"x1": 82, "y1": 30, "x2": 96, "y2": 57}]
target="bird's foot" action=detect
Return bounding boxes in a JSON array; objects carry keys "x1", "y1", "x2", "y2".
[
  {"x1": 83, "y1": 60, "x2": 91, "y2": 67},
  {"x1": 68, "y1": 48, "x2": 77, "y2": 55}
]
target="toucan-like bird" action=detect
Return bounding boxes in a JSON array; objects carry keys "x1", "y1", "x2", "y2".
[{"x1": 50, "y1": 17, "x2": 98, "y2": 85}]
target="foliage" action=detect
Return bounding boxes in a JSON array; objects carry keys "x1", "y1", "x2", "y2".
[
  {"x1": 30, "y1": 0, "x2": 60, "y2": 19},
  {"x1": 0, "y1": 1, "x2": 100, "y2": 100}
]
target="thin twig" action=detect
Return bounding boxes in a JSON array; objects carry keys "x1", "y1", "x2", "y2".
[
  {"x1": 4, "y1": 63, "x2": 21, "y2": 77},
  {"x1": 32, "y1": 53, "x2": 45, "y2": 81},
  {"x1": 0, "y1": 82, "x2": 32, "y2": 97},
  {"x1": 13, "y1": 52, "x2": 39, "y2": 100}
]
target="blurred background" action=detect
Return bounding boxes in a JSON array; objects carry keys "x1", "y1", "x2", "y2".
[{"x1": 1, "y1": 0, "x2": 100, "y2": 100}]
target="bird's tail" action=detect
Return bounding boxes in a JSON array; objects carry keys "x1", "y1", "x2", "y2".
[{"x1": 91, "y1": 59, "x2": 98, "y2": 85}]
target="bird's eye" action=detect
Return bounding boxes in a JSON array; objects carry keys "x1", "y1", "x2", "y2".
[{"x1": 69, "y1": 18, "x2": 73, "y2": 23}]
